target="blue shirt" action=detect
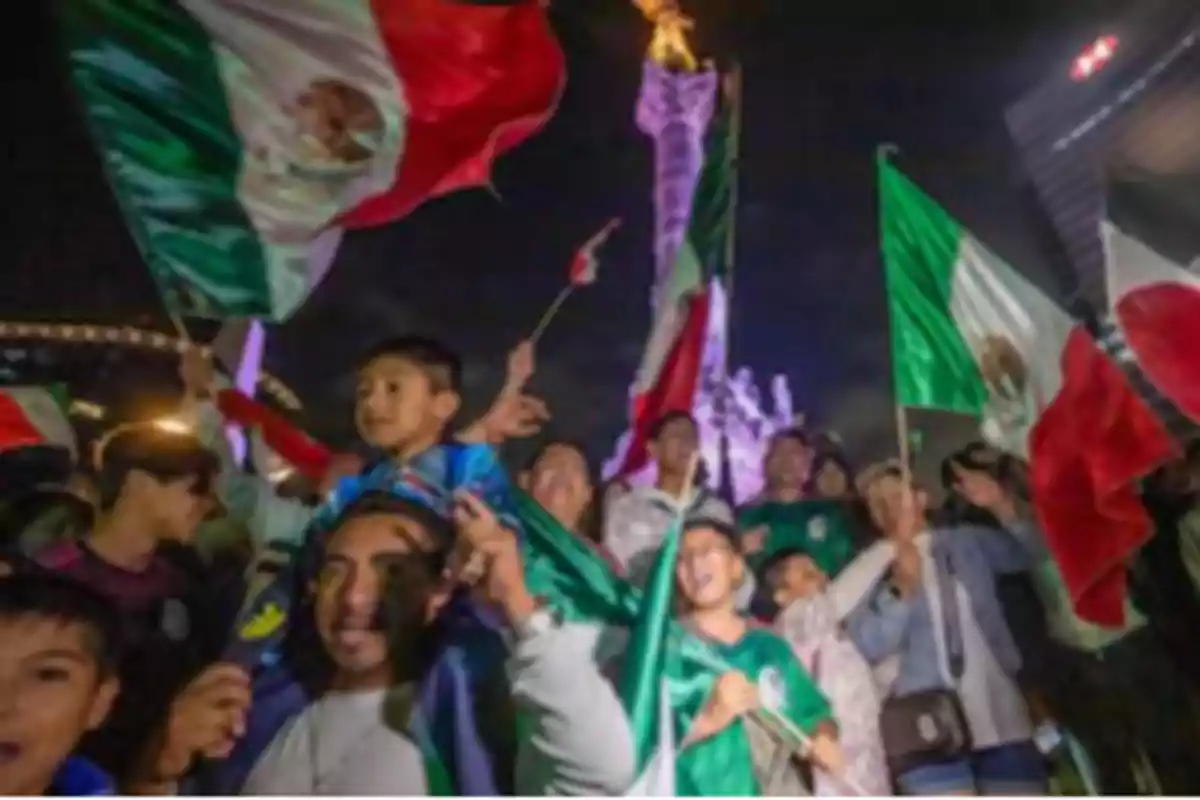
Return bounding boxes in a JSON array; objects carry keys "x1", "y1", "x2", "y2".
[{"x1": 844, "y1": 524, "x2": 1030, "y2": 698}]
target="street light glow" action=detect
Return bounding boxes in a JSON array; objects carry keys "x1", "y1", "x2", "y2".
[{"x1": 1071, "y1": 35, "x2": 1119, "y2": 81}]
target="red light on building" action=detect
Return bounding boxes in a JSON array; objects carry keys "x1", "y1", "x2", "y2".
[{"x1": 1071, "y1": 35, "x2": 1119, "y2": 81}]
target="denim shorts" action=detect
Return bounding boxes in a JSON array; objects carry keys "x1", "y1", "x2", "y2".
[{"x1": 897, "y1": 741, "x2": 1048, "y2": 795}]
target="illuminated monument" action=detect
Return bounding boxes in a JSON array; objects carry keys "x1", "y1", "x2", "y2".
[{"x1": 603, "y1": 2, "x2": 797, "y2": 503}]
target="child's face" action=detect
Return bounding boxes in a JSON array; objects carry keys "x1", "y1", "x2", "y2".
[
  {"x1": 768, "y1": 554, "x2": 827, "y2": 610},
  {"x1": 0, "y1": 617, "x2": 117, "y2": 795},
  {"x1": 676, "y1": 527, "x2": 742, "y2": 610},
  {"x1": 355, "y1": 356, "x2": 459, "y2": 452}
]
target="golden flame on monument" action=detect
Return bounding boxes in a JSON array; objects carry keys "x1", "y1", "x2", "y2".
[{"x1": 633, "y1": 0, "x2": 698, "y2": 70}]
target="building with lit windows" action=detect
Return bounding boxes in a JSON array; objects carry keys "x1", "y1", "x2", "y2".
[
  {"x1": 1005, "y1": 2, "x2": 1200, "y2": 437},
  {"x1": 1005, "y1": 1, "x2": 1200, "y2": 311}
]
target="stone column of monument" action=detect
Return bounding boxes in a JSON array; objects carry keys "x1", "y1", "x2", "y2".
[
  {"x1": 603, "y1": 7, "x2": 719, "y2": 487},
  {"x1": 603, "y1": 4, "x2": 798, "y2": 502}
]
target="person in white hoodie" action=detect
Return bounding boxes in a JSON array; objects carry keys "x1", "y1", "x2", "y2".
[
  {"x1": 603, "y1": 411, "x2": 735, "y2": 582},
  {"x1": 762, "y1": 546, "x2": 891, "y2": 796}
]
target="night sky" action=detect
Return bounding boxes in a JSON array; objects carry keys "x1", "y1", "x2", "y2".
[{"x1": 7, "y1": 0, "x2": 1125, "y2": 471}]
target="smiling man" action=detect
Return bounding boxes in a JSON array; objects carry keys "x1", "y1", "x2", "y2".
[{"x1": 244, "y1": 489, "x2": 635, "y2": 795}]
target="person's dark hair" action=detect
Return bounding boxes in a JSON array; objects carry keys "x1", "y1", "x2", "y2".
[
  {"x1": 649, "y1": 410, "x2": 697, "y2": 442},
  {"x1": 524, "y1": 437, "x2": 591, "y2": 475},
  {"x1": 94, "y1": 424, "x2": 219, "y2": 510},
  {"x1": 758, "y1": 546, "x2": 810, "y2": 583},
  {"x1": 360, "y1": 335, "x2": 463, "y2": 395},
  {"x1": 768, "y1": 426, "x2": 811, "y2": 452},
  {"x1": 807, "y1": 450, "x2": 854, "y2": 496},
  {"x1": 0, "y1": 488, "x2": 95, "y2": 551},
  {"x1": 524, "y1": 438, "x2": 603, "y2": 542},
  {"x1": 0, "y1": 571, "x2": 123, "y2": 679},
  {"x1": 939, "y1": 441, "x2": 1028, "y2": 501},
  {"x1": 682, "y1": 517, "x2": 740, "y2": 549},
  {"x1": 935, "y1": 492, "x2": 1003, "y2": 529},
  {"x1": 325, "y1": 491, "x2": 457, "y2": 576},
  {"x1": 751, "y1": 546, "x2": 812, "y2": 621}
]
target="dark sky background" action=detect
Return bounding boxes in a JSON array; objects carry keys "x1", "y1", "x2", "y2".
[{"x1": 7, "y1": 0, "x2": 1126, "y2": 471}]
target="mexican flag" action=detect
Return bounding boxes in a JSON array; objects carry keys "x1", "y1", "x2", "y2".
[
  {"x1": 214, "y1": 388, "x2": 333, "y2": 483},
  {"x1": 1103, "y1": 163, "x2": 1200, "y2": 425},
  {"x1": 0, "y1": 386, "x2": 76, "y2": 457},
  {"x1": 518, "y1": 490, "x2": 831, "y2": 795},
  {"x1": 879, "y1": 154, "x2": 1177, "y2": 625},
  {"x1": 62, "y1": 0, "x2": 564, "y2": 320},
  {"x1": 618, "y1": 82, "x2": 735, "y2": 475}
]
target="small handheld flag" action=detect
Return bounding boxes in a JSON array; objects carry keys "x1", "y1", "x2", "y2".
[
  {"x1": 569, "y1": 217, "x2": 622, "y2": 286},
  {"x1": 530, "y1": 218, "x2": 622, "y2": 343}
]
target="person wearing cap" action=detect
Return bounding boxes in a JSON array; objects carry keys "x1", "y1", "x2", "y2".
[
  {"x1": 836, "y1": 459, "x2": 1045, "y2": 796},
  {"x1": 33, "y1": 422, "x2": 247, "y2": 791}
]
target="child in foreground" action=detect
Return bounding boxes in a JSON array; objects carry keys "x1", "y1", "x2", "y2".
[{"x1": 0, "y1": 571, "x2": 122, "y2": 795}]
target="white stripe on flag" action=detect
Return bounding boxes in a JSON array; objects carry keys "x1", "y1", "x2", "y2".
[{"x1": 623, "y1": 678, "x2": 676, "y2": 796}]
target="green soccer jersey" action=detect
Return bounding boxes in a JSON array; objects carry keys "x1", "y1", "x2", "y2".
[
  {"x1": 739, "y1": 499, "x2": 857, "y2": 577},
  {"x1": 674, "y1": 626, "x2": 832, "y2": 796}
]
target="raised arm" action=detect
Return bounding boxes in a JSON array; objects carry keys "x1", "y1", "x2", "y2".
[
  {"x1": 180, "y1": 350, "x2": 315, "y2": 550},
  {"x1": 456, "y1": 340, "x2": 549, "y2": 446}
]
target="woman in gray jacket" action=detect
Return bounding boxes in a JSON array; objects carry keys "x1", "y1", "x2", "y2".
[{"x1": 835, "y1": 461, "x2": 1046, "y2": 796}]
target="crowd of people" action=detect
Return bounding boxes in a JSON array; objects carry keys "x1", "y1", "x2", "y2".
[{"x1": 2, "y1": 334, "x2": 1200, "y2": 796}]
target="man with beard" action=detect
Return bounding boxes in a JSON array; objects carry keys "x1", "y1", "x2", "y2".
[
  {"x1": 243, "y1": 490, "x2": 635, "y2": 794},
  {"x1": 764, "y1": 548, "x2": 890, "y2": 796}
]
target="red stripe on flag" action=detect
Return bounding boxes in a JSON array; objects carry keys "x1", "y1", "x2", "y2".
[
  {"x1": 1114, "y1": 282, "x2": 1200, "y2": 426},
  {"x1": 343, "y1": 0, "x2": 566, "y2": 228},
  {"x1": 0, "y1": 393, "x2": 47, "y2": 454},
  {"x1": 1029, "y1": 326, "x2": 1178, "y2": 626},
  {"x1": 618, "y1": 291, "x2": 711, "y2": 475},
  {"x1": 216, "y1": 389, "x2": 334, "y2": 482}
]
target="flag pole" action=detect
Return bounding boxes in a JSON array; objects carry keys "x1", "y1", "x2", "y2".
[
  {"x1": 529, "y1": 285, "x2": 575, "y2": 345},
  {"x1": 717, "y1": 62, "x2": 742, "y2": 501},
  {"x1": 876, "y1": 142, "x2": 913, "y2": 469}
]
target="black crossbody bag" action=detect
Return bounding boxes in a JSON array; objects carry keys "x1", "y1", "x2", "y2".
[{"x1": 878, "y1": 545, "x2": 972, "y2": 776}]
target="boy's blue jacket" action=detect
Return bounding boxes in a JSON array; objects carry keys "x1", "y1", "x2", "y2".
[{"x1": 51, "y1": 756, "x2": 113, "y2": 795}]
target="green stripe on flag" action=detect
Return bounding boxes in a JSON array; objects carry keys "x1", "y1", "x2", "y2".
[
  {"x1": 618, "y1": 509, "x2": 683, "y2": 777},
  {"x1": 687, "y1": 96, "x2": 736, "y2": 285},
  {"x1": 61, "y1": 0, "x2": 271, "y2": 317},
  {"x1": 878, "y1": 153, "x2": 988, "y2": 415}
]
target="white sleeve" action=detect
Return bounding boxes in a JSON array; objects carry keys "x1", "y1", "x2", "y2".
[{"x1": 509, "y1": 622, "x2": 636, "y2": 796}]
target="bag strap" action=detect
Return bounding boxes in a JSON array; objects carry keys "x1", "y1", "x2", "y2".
[{"x1": 935, "y1": 543, "x2": 966, "y2": 680}]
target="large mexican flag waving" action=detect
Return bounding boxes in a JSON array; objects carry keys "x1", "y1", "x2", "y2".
[
  {"x1": 879, "y1": 153, "x2": 1177, "y2": 625},
  {"x1": 62, "y1": 0, "x2": 564, "y2": 320}
]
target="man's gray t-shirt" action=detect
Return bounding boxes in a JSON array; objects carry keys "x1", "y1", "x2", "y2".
[{"x1": 244, "y1": 688, "x2": 427, "y2": 795}]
